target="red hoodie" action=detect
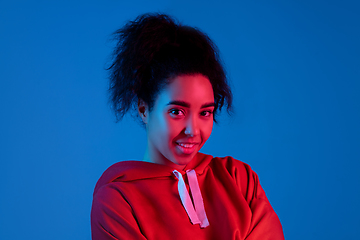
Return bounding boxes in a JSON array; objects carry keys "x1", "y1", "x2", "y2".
[{"x1": 91, "y1": 152, "x2": 284, "y2": 239}]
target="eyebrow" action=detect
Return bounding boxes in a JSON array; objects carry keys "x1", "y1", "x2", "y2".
[{"x1": 166, "y1": 100, "x2": 215, "y2": 109}]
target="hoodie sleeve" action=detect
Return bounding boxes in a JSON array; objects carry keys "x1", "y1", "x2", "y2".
[
  {"x1": 91, "y1": 183, "x2": 147, "y2": 240},
  {"x1": 242, "y1": 167, "x2": 285, "y2": 240}
]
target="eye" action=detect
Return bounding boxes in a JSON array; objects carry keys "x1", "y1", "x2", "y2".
[
  {"x1": 169, "y1": 108, "x2": 185, "y2": 118},
  {"x1": 200, "y1": 110, "x2": 213, "y2": 118}
]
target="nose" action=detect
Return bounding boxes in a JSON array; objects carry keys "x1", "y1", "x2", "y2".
[{"x1": 184, "y1": 115, "x2": 200, "y2": 136}]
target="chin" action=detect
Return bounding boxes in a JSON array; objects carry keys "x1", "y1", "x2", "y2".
[{"x1": 173, "y1": 153, "x2": 197, "y2": 165}]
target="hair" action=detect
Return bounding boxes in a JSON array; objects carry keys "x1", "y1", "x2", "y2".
[{"x1": 107, "y1": 13, "x2": 233, "y2": 123}]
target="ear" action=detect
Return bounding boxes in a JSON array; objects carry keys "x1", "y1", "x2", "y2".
[{"x1": 138, "y1": 98, "x2": 149, "y2": 124}]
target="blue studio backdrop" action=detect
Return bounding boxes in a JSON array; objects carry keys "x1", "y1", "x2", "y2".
[{"x1": 1, "y1": 0, "x2": 359, "y2": 239}]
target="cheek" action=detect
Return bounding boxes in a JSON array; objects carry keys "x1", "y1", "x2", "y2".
[
  {"x1": 148, "y1": 112, "x2": 167, "y2": 142},
  {"x1": 202, "y1": 121, "x2": 213, "y2": 141},
  {"x1": 152, "y1": 115, "x2": 178, "y2": 143},
  {"x1": 166, "y1": 120, "x2": 183, "y2": 141}
]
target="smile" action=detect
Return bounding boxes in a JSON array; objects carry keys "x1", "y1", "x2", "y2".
[
  {"x1": 175, "y1": 142, "x2": 199, "y2": 155},
  {"x1": 176, "y1": 143, "x2": 196, "y2": 148}
]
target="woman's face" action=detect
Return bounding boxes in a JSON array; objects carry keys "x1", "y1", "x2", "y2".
[{"x1": 140, "y1": 74, "x2": 215, "y2": 169}]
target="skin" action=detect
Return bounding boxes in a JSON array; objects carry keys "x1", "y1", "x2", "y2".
[{"x1": 138, "y1": 74, "x2": 215, "y2": 170}]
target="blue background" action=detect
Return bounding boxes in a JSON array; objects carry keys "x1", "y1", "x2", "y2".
[{"x1": 1, "y1": 0, "x2": 359, "y2": 239}]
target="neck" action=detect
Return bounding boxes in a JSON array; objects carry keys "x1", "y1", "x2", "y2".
[{"x1": 142, "y1": 144, "x2": 186, "y2": 170}]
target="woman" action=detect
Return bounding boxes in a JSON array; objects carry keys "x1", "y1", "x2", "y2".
[{"x1": 91, "y1": 13, "x2": 284, "y2": 240}]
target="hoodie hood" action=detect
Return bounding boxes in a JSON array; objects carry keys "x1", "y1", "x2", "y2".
[{"x1": 93, "y1": 152, "x2": 213, "y2": 196}]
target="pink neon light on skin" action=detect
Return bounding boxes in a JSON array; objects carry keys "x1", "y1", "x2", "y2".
[{"x1": 139, "y1": 74, "x2": 215, "y2": 170}]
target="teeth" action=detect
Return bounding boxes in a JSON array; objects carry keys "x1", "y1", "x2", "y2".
[{"x1": 177, "y1": 143, "x2": 195, "y2": 148}]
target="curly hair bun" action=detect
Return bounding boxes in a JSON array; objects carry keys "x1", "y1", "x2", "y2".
[{"x1": 108, "y1": 13, "x2": 232, "y2": 123}]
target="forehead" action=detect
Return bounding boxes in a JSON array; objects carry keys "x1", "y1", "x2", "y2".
[{"x1": 158, "y1": 74, "x2": 214, "y2": 105}]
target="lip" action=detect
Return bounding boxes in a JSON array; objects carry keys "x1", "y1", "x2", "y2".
[{"x1": 175, "y1": 142, "x2": 199, "y2": 155}]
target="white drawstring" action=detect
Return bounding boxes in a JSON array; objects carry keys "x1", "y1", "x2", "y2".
[{"x1": 173, "y1": 170, "x2": 209, "y2": 228}]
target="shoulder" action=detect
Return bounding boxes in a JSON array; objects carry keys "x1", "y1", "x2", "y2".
[
  {"x1": 206, "y1": 154, "x2": 262, "y2": 200},
  {"x1": 209, "y1": 155, "x2": 255, "y2": 178},
  {"x1": 93, "y1": 160, "x2": 176, "y2": 198}
]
